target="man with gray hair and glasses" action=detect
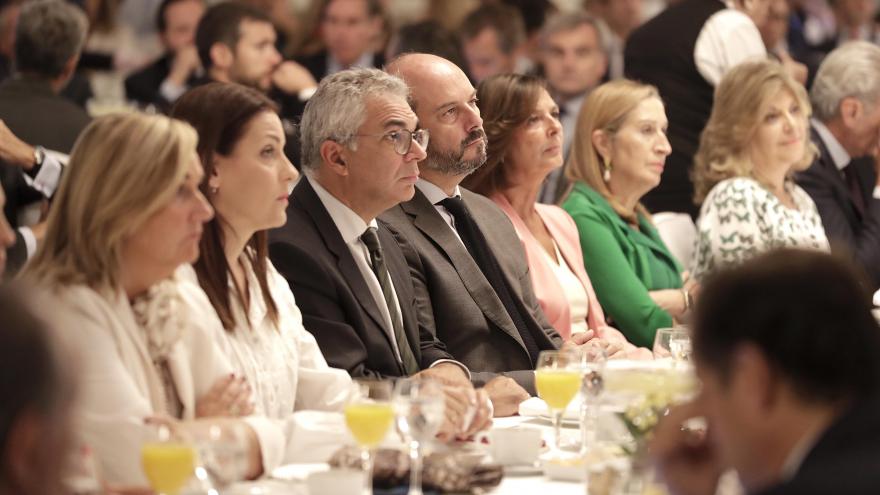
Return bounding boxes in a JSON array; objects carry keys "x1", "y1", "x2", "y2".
[
  {"x1": 269, "y1": 67, "x2": 492, "y2": 437},
  {"x1": 796, "y1": 41, "x2": 880, "y2": 289}
]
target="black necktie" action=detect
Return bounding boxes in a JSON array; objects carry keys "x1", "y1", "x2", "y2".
[
  {"x1": 843, "y1": 163, "x2": 866, "y2": 217},
  {"x1": 439, "y1": 197, "x2": 541, "y2": 364},
  {"x1": 361, "y1": 227, "x2": 421, "y2": 375}
]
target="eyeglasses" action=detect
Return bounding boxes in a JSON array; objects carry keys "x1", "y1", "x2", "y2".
[{"x1": 355, "y1": 128, "x2": 430, "y2": 156}]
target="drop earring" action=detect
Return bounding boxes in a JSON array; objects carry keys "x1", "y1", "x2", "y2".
[{"x1": 602, "y1": 157, "x2": 612, "y2": 182}]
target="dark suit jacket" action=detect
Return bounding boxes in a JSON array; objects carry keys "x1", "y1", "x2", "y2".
[
  {"x1": 796, "y1": 126, "x2": 880, "y2": 289},
  {"x1": 268, "y1": 178, "x2": 456, "y2": 379},
  {"x1": 757, "y1": 397, "x2": 880, "y2": 495},
  {"x1": 0, "y1": 75, "x2": 90, "y2": 153},
  {"x1": 380, "y1": 187, "x2": 562, "y2": 393},
  {"x1": 125, "y1": 53, "x2": 200, "y2": 112},
  {"x1": 294, "y1": 50, "x2": 386, "y2": 82}
]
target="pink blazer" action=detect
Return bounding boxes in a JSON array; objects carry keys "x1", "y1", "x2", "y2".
[{"x1": 492, "y1": 194, "x2": 606, "y2": 340}]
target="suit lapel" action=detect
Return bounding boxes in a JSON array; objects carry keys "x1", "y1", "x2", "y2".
[
  {"x1": 292, "y1": 180, "x2": 398, "y2": 352},
  {"x1": 400, "y1": 190, "x2": 525, "y2": 348}
]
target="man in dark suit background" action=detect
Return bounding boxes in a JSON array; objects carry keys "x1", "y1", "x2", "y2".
[
  {"x1": 382, "y1": 54, "x2": 601, "y2": 414},
  {"x1": 651, "y1": 249, "x2": 880, "y2": 495},
  {"x1": 269, "y1": 67, "x2": 494, "y2": 431},
  {"x1": 295, "y1": 0, "x2": 385, "y2": 82},
  {"x1": 124, "y1": 0, "x2": 205, "y2": 112},
  {"x1": 796, "y1": 41, "x2": 880, "y2": 289},
  {"x1": 0, "y1": 0, "x2": 88, "y2": 277}
]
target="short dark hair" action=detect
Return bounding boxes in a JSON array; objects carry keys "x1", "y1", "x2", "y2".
[
  {"x1": 156, "y1": 0, "x2": 203, "y2": 33},
  {"x1": 459, "y1": 4, "x2": 525, "y2": 55},
  {"x1": 195, "y1": 2, "x2": 272, "y2": 70},
  {"x1": 170, "y1": 82, "x2": 279, "y2": 332},
  {"x1": 693, "y1": 248, "x2": 880, "y2": 403},
  {"x1": 319, "y1": 0, "x2": 382, "y2": 19},
  {"x1": 0, "y1": 284, "x2": 65, "y2": 472},
  {"x1": 14, "y1": 0, "x2": 88, "y2": 79}
]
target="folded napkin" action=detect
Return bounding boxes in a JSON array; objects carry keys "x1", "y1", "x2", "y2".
[{"x1": 328, "y1": 446, "x2": 503, "y2": 493}]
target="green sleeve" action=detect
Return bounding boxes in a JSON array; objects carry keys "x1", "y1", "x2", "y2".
[{"x1": 568, "y1": 207, "x2": 673, "y2": 348}]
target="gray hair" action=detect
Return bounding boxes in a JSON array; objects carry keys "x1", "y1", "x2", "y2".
[
  {"x1": 811, "y1": 41, "x2": 880, "y2": 122},
  {"x1": 300, "y1": 67, "x2": 410, "y2": 171},
  {"x1": 14, "y1": 0, "x2": 88, "y2": 79},
  {"x1": 538, "y1": 12, "x2": 604, "y2": 52}
]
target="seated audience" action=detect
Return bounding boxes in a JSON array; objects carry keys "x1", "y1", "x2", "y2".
[
  {"x1": 796, "y1": 41, "x2": 880, "y2": 289},
  {"x1": 125, "y1": 0, "x2": 205, "y2": 111},
  {"x1": 195, "y1": 1, "x2": 317, "y2": 161},
  {"x1": 462, "y1": 73, "x2": 648, "y2": 358},
  {"x1": 385, "y1": 20, "x2": 469, "y2": 80},
  {"x1": 535, "y1": 12, "x2": 608, "y2": 203},
  {"x1": 0, "y1": 284, "x2": 74, "y2": 495},
  {"x1": 652, "y1": 248, "x2": 880, "y2": 494},
  {"x1": 561, "y1": 79, "x2": 691, "y2": 348},
  {"x1": 383, "y1": 54, "x2": 594, "y2": 405},
  {"x1": 295, "y1": 0, "x2": 385, "y2": 81},
  {"x1": 269, "y1": 68, "x2": 492, "y2": 430},
  {"x1": 691, "y1": 60, "x2": 828, "y2": 281},
  {"x1": 458, "y1": 3, "x2": 525, "y2": 83},
  {"x1": 625, "y1": 0, "x2": 769, "y2": 217},
  {"x1": 22, "y1": 112, "x2": 280, "y2": 485}
]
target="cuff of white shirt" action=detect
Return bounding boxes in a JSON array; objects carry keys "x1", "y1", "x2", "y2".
[
  {"x1": 17, "y1": 226, "x2": 36, "y2": 259},
  {"x1": 298, "y1": 86, "x2": 317, "y2": 101},
  {"x1": 159, "y1": 79, "x2": 188, "y2": 103},
  {"x1": 242, "y1": 416, "x2": 285, "y2": 476},
  {"x1": 429, "y1": 359, "x2": 471, "y2": 380},
  {"x1": 872, "y1": 185, "x2": 880, "y2": 200},
  {"x1": 23, "y1": 153, "x2": 63, "y2": 198}
]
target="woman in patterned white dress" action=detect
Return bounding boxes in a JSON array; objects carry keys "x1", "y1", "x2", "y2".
[{"x1": 690, "y1": 60, "x2": 830, "y2": 281}]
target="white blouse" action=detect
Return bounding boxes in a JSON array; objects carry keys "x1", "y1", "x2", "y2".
[
  {"x1": 178, "y1": 258, "x2": 353, "y2": 461},
  {"x1": 691, "y1": 177, "x2": 830, "y2": 281},
  {"x1": 43, "y1": 270, "x2": 285, "y2": 485},
  {"x1": 540, "y1": 241, "x2": 590, "y2": 336}
]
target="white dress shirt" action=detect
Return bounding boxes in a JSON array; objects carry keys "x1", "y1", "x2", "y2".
[
  {"x1": 415, "y1": 178, "x2": 466, "y2": 245},
  {"x1": 694, "y1": 4, "x2": 767, "y2": 86},
  {"x1": 18, "y1": 150, "x2": 66, "y2": 257},
  {"x1": 309, "y1": 176, "x2": 406, "y2": 362}
]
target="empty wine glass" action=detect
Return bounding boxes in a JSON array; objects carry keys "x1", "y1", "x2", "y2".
[
  {"x1": 653, "y1": 327, "x2": 692, "y2": 364},
  {"x1": 345, "y1": 380, "x2": 394, "y2": 495},
  {"x1": 571, "y1": 343, "x2": 607, "y2": 453},
  {"x1": 393, "y1": 378, "x2": 445, "y2": 495}
]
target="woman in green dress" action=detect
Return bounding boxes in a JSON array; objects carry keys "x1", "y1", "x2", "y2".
[{"x1": 562, "y1": 79, "x2": 695, "y2": 347}]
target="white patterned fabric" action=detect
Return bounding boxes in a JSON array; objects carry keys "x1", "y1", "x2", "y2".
[{"x1": 690, "y1": 177, "x2": 829, "y2": 281}]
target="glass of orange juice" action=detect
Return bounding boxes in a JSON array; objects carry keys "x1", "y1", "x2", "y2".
[
  {"x1": 536, "y1": 350, "x2": 581, "y2": 455},
  {"x1": 344, "y1": 380, "x2": 393, "y2": 494},
  {"x1": 141, "y1": 425, "x2": 197, "y2": 495}
]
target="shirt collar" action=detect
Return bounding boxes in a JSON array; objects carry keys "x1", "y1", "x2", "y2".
[
  {"x1": 327, "y1": 51, "x2": 375, "y2": 76},
  {"x1": 812, "y1": 118, "x2": 851, "y2": 171},
  {"x1": 415, "y1": 178, "x2": 461, "y2": 204},
  {"x1": 308, "y1": 176, "x2": 377, "y2": 245}
]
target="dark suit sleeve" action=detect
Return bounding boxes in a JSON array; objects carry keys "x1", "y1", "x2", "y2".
[
  {"x1": 269, "y1": 239, "x2": 397, "y2": 380},
  {"x1": 382, "y1": 222, "x2": 460, "y2": 369},
  {"x1": 4, "y1": 230, "x2": 27, "y2": 279},
  {"x1": 799, "y1": 163, "x2": 880, "y2": 288}
]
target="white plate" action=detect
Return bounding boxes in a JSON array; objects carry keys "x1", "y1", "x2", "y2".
[
  {"x1": 270, "y1": 463, "x2": 329, "y2": 482},
  {"x1": 502, "y1": 462, "x2": 544, "y2": 476}
]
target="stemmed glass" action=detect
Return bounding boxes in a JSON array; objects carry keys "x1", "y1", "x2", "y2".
[
  {"x1": 571, "y1": 343, "x2": 607, "y2": 453},
  {"x1": 141, "y1": 424, "x2": 197, "y2": 495},
  {"x1": 653, "y1": 327, "x2": 692, "y2": 364},
  {"x1": 345, "y1": 380, "x2": 394, "y2": 495},
  {"x1": 535, "y1": 350, "x2": 582, "y2": 455},
  {"x1": 393, "y1": 378, "x2": 445, "y2": 495}
]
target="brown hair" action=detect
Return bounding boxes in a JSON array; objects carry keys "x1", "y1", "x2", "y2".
[
  {"x1": 565, "y1": 79, "x2": 659, "y2": 223},
  {"x1": 171, "y1": 82, "x2": 280, "y2": 332},
  {"x1": 692, "y1": 59, "x2": 816, "y2": 203},
  {"x1": 462, "y1": 73, "x2": 545, "y2": 195}
]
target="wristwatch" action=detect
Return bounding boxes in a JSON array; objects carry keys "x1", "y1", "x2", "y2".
[{"x1": 27, "y1": 145, "x2": 46, "y2": 178}]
